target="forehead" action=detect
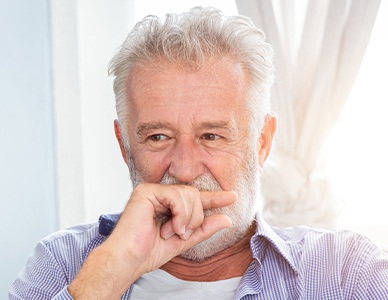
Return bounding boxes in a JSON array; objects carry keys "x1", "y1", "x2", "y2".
[
  {"x1": 126, "y1": 58, "x2": 246, "y2": 96},
  {"x1": 125, "y1": 58, "x2": 249, "y2": 125}
]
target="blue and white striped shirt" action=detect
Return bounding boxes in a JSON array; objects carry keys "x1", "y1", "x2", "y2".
[{"x1": 9, "y1": 214, "x2": 388, "y2": 299}]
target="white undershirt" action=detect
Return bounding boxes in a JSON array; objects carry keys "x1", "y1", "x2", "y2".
[{"x1": 130, "y1": 269, "x2": 242, "y2": 299}]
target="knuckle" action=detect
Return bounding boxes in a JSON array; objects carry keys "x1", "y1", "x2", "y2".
[
  {"x1": 197, "y1": 212, "x2": 204, "y2": 223},
  {"x1": 188, "y1": 210, "x2": 204, "y2": 229},
  {"x1": 186, "y1": 186, "x2": 200, "y2": 197},
  {"x1": 173, "y1": 185, "x2": 200, "y2": 200}
]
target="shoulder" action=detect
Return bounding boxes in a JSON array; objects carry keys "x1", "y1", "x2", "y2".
[
  {"x1": 35, "y1": 221, "x2": 106, "y2": 281},
  {"x1": 37, "y1": 214, "x2": 120, "y2": 276},
  {"x1": 255, "y1": 218, "x2": 388, "y2": 297},
  {"x1": 274, "y1": 224, "x2": 369, "y2": 245},
  {"x1": 40, "y1": 221, "x2": 103, "y2": 265},
  {"x1": 274, "y1": 225, "x2": 388, "y2": 296},
  {"x1": 273, "y1": 225, "x2": 382, "y2": 261},
  {"x1": 41, "y1": 221, "x2": 100, "y2": 249},
  {"x1": 255, "y1": 217, "x2": 383, "y2": 270}
]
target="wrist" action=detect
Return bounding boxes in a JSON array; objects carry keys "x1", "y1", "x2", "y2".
[{"x1": 68, "y1": 242, "x2": 144, "y2": 299}]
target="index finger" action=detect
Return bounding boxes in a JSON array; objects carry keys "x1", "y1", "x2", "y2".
[{"x1": 200, "y1": 191, "x2": 237, "y2": 209}]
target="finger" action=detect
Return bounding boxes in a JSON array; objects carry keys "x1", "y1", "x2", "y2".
[
  {"x1": 148, "y1": 185, "x2": 200, "y2": 237},
  {"x1": 180, "y1": 214, "x2": 232, "y2": 247},
  {"x1": 180, "y1": 196, "x2": 204, "y2": 240},
  {"x1": 160, "y1": 198, "x2": 203, "y2": 241},
  {"x1": 160, "y1": 219, "x2": 174, "y2": 240},
  {"x1": 131, "y1": 185, "x2": 236, "y2": 241},
  {"x1": 168, "y1": 188, "x2": 200, "y2": 236},
  {"x1": 161, "y1": 190, "x2": 236, "y2": 240},
  {"x1": 200, "y1": 190, "x2": 237, "y2": 210},
  {"x1": 198, "y1": 214, "x2": 232, "y2": 236},
  {"x1": 134, "y1": 184, "x2": 194, "y2": 235}
]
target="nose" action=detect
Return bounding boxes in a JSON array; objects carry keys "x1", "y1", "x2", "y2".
[{"x1": 168, "y1": 135, "x2": 205, "y2": 183}]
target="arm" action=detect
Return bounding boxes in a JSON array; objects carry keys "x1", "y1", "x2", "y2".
[{"x1": 68, "y1": 183, "x2": 236, "y2": 299}]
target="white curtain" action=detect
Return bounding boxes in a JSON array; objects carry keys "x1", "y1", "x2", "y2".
[
  {"x1": 236, "y1": 0, "x2": 381, "y2": 228},
  {"x1": 51, "y1": 0, "x2": 132, "y2": 228}
]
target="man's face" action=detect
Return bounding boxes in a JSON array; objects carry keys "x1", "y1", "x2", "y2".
[
  {"x1": 118, "y1": 57, "x2": 273, "y2": 259},
  {"x1": 125, "y1": 58, "x2": 255, "y2": 190}
]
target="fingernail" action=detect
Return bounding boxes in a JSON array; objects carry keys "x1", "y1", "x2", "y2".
[
  {"x1": 182, "y1": 230, "x2": 193, "y2": 241},
  {"x1": 180, "y1": 225, "x2": 186, "y2": 235},
  {"x1": 163, "y1": 231, "x2": 175, "y2": 240}
]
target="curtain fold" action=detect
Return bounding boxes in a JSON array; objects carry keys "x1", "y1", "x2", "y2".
[{"x1": 236, "y1": 0, "x2": 381, "y2": 228}]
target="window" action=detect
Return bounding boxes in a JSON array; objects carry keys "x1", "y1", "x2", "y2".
[{"x1": 322, "y1": 0, "x2": 388, "y2": 246}]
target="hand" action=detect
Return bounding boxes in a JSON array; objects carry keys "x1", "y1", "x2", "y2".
[{"x1": 68, "y1": 183, "x2": 236, "y2": 300}]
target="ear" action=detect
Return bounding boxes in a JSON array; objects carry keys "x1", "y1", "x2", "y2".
[
  {"x1": 114, "y1": 119, "x2": 128, "y2": 164},
  {"x1": 257, "y1": 113, "x2": 276, "y2": 167}
]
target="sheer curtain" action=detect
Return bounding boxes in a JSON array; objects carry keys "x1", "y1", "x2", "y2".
[{"x1": 236, "y1": 0, "x2": 381, "y2": 228}]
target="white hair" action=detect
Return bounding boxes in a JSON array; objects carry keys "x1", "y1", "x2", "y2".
[{"x1": 108, "y1": 6, "x2": 275, "y2": 148}]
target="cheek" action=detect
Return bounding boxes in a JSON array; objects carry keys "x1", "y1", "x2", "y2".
[
  {"x1": 233, "y1": 148, "x2": 256, "y2": 184},
  {"x1": 204, "y1": 149, "x2": 247, "y2": 191},
  {"x1": 130, "y1": 147, "x2": 171, "y2": 183}
]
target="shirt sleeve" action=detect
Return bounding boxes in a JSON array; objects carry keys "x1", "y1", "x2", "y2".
[
  {"x1": 9, "y1": 241, "x2": 74, "y2": 300},
  {"x1": 355, "y1": 244, "x2": 388, "y2": 299},
  {"x1": 344, "y1": 235, "x2": 388, "y2": 299}
]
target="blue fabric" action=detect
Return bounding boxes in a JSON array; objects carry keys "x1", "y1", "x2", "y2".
[
  {"x1": 98, "y1": 213, "x2": 120, "y2": 236},
  {"x1": 9, "y1": 214, "x2": 388, "y2": 299}
]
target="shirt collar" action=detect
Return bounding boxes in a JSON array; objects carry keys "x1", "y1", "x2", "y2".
[
  {"x1": 98, "y1": 212, "x2": 298, "y2": 273},
  {"x1": 251, "y1": 214, "x2": 298, "y2": 273}
]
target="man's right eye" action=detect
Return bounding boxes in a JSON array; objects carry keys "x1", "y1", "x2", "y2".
[{"x1": 148, "y1": 134, "x2": 168, "y2": 142}]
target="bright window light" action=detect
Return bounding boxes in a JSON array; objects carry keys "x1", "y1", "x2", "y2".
[{"x1": 322, "y1": 1, "x2": 388, "y2": 245}]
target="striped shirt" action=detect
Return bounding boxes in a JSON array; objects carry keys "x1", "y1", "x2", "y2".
[{"x1": 9, "y1": 213, "x2": 388, "y2": 299}]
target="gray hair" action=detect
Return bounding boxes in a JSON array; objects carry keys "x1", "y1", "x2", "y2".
[{"x1": 108, "y1": 6, "x2": 275, "y2": 148}]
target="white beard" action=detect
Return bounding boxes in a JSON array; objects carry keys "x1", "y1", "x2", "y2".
[{"x1": 128, "y1": 147, "x2": 262, "y2": 261}]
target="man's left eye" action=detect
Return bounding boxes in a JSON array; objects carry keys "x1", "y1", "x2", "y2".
[{"x1": 201, "y1": 133, "x2": 221, "y2": 141}]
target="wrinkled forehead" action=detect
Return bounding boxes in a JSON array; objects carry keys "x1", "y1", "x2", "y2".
[
  {"x1": 125, "y1": 57, "x2": 249, "y2": 107},
  {"x1": 123, "y1": 58, "x2": 253, "y2": 136}
]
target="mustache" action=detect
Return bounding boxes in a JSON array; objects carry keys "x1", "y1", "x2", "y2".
[{"x1": 159, "y1": 173, "x2": 222, "y2": 192}]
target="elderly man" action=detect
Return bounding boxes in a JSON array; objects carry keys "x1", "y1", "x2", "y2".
[{"x1": 10, "y1": 7, "x2": 388, "y2": 300}]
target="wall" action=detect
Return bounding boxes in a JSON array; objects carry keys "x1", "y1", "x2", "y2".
[
  {"x1": 0, "y1": 0, "x2": 57, "y2": 295},
  {"x1": 0, "y1": 0, "x2": 133, "y2": 295}
]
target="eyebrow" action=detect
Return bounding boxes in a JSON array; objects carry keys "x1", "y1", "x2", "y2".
[
  {"x1": 135, "y1": 120, "x2": 237, "y2": 136},
  {"x1": 198, "y1": 121, "x2": 236, "y2": 132},
  {"x1": 136, "y1": 121, "x2": 172, "y2": 136}
]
